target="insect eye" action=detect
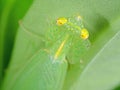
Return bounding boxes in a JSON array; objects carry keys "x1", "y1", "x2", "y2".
[
  {"x1": 56, "y1": 17, "x2": 67, "y2": 26},
  {"x1": 80, "y1": 28, "x2": 89, "y2": 40}
]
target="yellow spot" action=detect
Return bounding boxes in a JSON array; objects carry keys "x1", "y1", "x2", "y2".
[
  {"x1": 57, "y1": 17, "x2": 67, "y2": 26},
  {"x1": 80, "y1": 28, "x2": 89, "y2": 39},
  {"x1": 54, "y1": 37, "x2": 68, "y2": 59},
  {"x1": 77, "y1": 15, "x2": 82, "y2": 21}
]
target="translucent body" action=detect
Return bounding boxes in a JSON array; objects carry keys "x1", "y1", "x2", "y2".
[
  {"x1": 19, "y1": 16, "x2": 90, "y2": 64},
  {"x1": 46, "y1": 16, "x2": 90, "y2": 64}
]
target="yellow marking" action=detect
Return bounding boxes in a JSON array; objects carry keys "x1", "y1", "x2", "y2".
[
  {"x1": 77, "y1": 15, "x2": 82, "y2": 21},
  {"x1": 57, "y1": 17, "x2": 67, "y2": 26},
  {"x1": 80, "y1": 28, "x2": 89, "y2": 40},
  {"x1": 54, "y1": 37, "x2": 68, "y2": 59}
]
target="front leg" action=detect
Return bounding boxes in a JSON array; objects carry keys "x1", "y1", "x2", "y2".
[{"x1": 19, "y1": 20, "x2": 48, "y2": 42}]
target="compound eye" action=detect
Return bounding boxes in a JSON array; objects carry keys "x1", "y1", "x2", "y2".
[
  {"x1": 80, "y1": 28, "x2": 89, "y2": 40},
  {"x1": 56, "y1": 17, "x2": 67, "y2": 26}
]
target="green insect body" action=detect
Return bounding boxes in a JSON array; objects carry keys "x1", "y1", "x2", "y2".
[
  {"x1": 19, "y1": 15, "x2": 90, "y2": 64},
  {"x1": 46, "y1": 16, "x2": 90, "y2": 64}
]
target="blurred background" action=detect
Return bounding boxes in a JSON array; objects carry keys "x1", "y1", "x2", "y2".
[{"x1": 0, "y1": 0, "x2": 33, "y2": 85}]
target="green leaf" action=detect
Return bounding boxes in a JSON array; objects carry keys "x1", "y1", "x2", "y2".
[
  {"x1": 0, "y1": 0, "x2": 33, "y2": 84},
  {"x1": 70, "y1": 31, "x2": 120, "y2": 90}
]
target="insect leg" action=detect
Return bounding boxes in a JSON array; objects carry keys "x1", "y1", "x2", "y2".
[{"x1": 19, "y1": 20, "x2": 48, "y2": 42}]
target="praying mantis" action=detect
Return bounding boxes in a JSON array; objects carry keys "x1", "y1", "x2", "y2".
[
  {"x1": 2, "y1": 15, "x2": 91, "y2": 90},
  {"x1": 19, "y1": 15, "x2": 90, "y2": 64}
]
